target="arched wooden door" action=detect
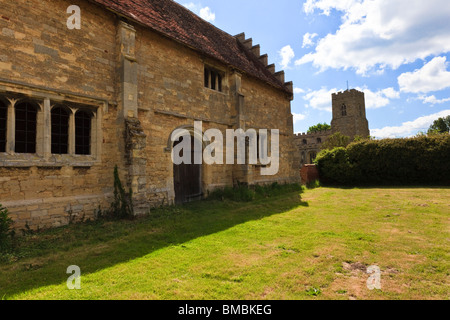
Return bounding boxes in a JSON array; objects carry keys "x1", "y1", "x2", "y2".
[{"x1": 173, "y1": 135, "x2": 202, "y2": 204}]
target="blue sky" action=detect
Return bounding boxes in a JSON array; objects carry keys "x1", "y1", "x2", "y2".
[{"x1": 175, "y1": 0, "x2": 450, "y2": 138}]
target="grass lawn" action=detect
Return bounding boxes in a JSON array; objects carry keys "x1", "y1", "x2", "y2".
[{"x1": 0, "y1": 186, "x2": 448, "y2": 300}]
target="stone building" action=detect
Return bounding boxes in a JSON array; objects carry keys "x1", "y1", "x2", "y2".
[
  {"x1": 295, "y1": 89, "x2": 370, "y2": 167},
  {"x1": 0, "y1": 0, "x2": 300, "y2": 229}
]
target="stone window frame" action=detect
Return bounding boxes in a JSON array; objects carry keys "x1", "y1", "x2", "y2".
[
  {"x1": 0, "y1": 96, "x2": 9, "y2": 153},
  {"x1": 204, "y1": 65, "x2": 225, "y2": 93},
  {"x1": 341, "y1": 104, "x2": 347, "y2": 116},
  {"x1": 0, "y1": 90, "x2": 102, "y2": 168}
]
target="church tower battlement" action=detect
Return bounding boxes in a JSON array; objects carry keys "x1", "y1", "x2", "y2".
[
  {"x1": 331, "y1": 89, "x2": 370, "y2": 139},
  {"x1": 295, "y1": 88, "x2": 371, "y2": 167}
]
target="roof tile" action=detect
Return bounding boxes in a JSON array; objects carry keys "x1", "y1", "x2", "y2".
[{"x1": 89, "y1": 0, "x2": 291, "y2": 93}]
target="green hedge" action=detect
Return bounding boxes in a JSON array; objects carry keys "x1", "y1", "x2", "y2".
[{"x1": 315, "y1": 134, "x2": 450, "y2": 185}]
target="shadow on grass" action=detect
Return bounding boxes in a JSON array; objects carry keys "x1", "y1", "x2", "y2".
[{"x1": 0, "y1": 190, "x2": 306, "y2": 298}]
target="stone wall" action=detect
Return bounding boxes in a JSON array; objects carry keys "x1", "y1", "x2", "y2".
[
  {"x1": 0, "y1": 0, "x2": 300, "y2": 230},
  {"x1": 0, "y1": 0, "x2": 124, "y2": 229},
  {"x1": 294, "y1": 89, "x2": 370, "y2": 171},
  {"x1": 331, "y1": 89, "x2": 370, "y2": 140},
  {"x1": 294, "y1": 130, "x2": 332, "y2": 166}
]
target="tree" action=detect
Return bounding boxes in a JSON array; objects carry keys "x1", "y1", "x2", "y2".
[
  {"x1": 428, "y1": 116, "x2": 450, "y2": 134},
  {"x1": 307, "y1": 123, "x2": 331, "y2": 133},
  {"x1": 321, "y1": 132, "x2": 350, "y2": 150}
]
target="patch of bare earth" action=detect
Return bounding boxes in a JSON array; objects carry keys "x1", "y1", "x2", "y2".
[{"x1": 328, "y1": 262, "x2": 402, "y2": 300}]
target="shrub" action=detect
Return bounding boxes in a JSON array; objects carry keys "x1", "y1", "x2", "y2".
[
  {"x1": 321, "y1": 132, "x2": 351, "y2": 150},
  {"x1": 315, "y1": 134, "x2": 450, "y2": 185},
  {"x1": 0, "y1": 204, "x2": 14, "y2": 252},
  {"x1": 208, "y1": 183, "x2": 302, "y2": 202}
]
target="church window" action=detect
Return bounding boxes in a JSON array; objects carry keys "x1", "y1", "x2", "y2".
[
  {"x1": 341, "y1": 104, "x2": 347, "y2": 116},
  {"x1": 204, "y1": 67, "x2": 223, "y2": 92},
  {"x1": 15, "y1": 101, "x2": 37, "y2": 154},
  {"x1": 51, "y1": 106, "x2": 70, "y2": 154},
  {"x1": 75, "y1": 110, "x2": 92, "y2": 155}
]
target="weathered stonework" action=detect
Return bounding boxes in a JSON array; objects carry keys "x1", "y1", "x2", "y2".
[
  {"x1": 331, "y1": 89, "x2": 370, "y2": 140},
  {"x1": 0, "y1": 0, "x2": 300, "y2": 230},
  {"x1": 295, "y1": 89, "x2": 370, "y2": 168}
]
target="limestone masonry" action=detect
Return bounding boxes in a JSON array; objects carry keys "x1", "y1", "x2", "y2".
[
  {"x1": 0, "y1": 0, "x2": 300, "y2": 229},
  {"x1": 295, "y1": 89, "x2": 370, "y2": 166}
]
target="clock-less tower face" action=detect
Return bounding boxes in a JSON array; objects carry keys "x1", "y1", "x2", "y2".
[{"x1": 331, "y1": 89, "x2": 370, "y2": 140}]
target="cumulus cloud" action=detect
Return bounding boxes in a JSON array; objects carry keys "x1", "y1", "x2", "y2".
[
  {"x1": 199, "y1": 7, "x2": 215, "y2": 22},
  {"x1": 182, "y1": 3, "x2": 216, "y2": 22},
  {"x1": 417, "y1": 95, "x2": 450, "y2": 105},
  {"x1": 303, "y1": 0, "x2": 360, "y2": 16},
  {"x1": 371, "y1": 109, "x2": 450, "y2": 138},
  {"x1": 183, "y1": 2, "x2": 198, "y2": 11},
  {"x1": 294, "y1": 87, "x2": 305, "y2": 94},
  {"x1": 292, "y1": 113, "x2": 307, "y2": 123},
  {"x1": 278, "y1": 45, "x2": 295, "y2": 69},
  {"x1": 354, "y1": 86, "x2": 400, "y2": 109},
  {"x1": 302, "y1": 87, "x2": 338, "y2": 112},
  {"x1": 398, "y1": 56, "x2": 450, "y2": 93},
  {"x1": 297, "y1": 0, "x2": 450, "y2": 75},
  {"x1": 302, "y1": 33, "x2": 318, "y2": 48},
  {"x1": 302, "y1": 86, "x2": 399, "y2": 111}
]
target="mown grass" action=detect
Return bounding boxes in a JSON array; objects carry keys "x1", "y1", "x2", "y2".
[{"x1": 0, "y1": 185, "x2": 448, "y2": 300}]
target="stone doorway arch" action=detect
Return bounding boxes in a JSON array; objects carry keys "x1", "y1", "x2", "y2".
[{"x1": 169, "y1": 125, "x2": 205, "y2": 205}]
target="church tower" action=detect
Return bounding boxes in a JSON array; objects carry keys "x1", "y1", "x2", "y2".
[{"x1": 330, "y1": 89, "x2": 370, "y2": 139}]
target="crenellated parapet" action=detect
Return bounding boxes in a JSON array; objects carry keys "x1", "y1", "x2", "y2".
[
  {"x1": 234, "y1": 32, "x2": 293, "y2": 97},
  {"x1": 332, "y1": 89, "x2": 364, "y2": 99},
  {"x1": 294, "y1": 129, "x2": 333, "y2": 138}
]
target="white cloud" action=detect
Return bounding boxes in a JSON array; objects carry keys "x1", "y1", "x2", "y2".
[
  {"x1": 199, "y1": 7, "x2": 216, "y2": 22},
  {"x1": 381, "y1": 87, "x2": 400, "y2": 99},
  {"x1": 354, "y1": 86, "x2": 400, "y2": 109},
  {"x1": 292, "y1": 113, "x2": 306, "y2": 123},
  {"x1": 278, "y1": 45, "x2": 295, "y2": 69},
  {"x1": 417, "y1": 95, "x2": 450, "y2": 105},
  {"x1": 297, "y1": 0, "x2": 450, "y2": 75},
  {"x1": 371, "y1": 109, "x2": 450, "y2": 138},
  {"x1": 294, "y1": 87, "x2": 305, "y2": 94},
  {"x1": 398, "y1": 56, "x2": 450, "y2": 93},
  {"x1": 302, "y1": 87, "x2": 338, "y2": 112},
  {"x1": 303, "y1": 0, "x2": 360, "y2": 16},
  {"x1": 182, "y1": 3, "x2": 216, "y2": 22},
  {"x1": 302, "y1": 32, "x2": 318, "y2": 48},
  {"x1": 183, "y1": 2, "x2": 198, "y2": 11},
  {"x1": 302, "y1": 86, "x2": 399, "y2": 111}
]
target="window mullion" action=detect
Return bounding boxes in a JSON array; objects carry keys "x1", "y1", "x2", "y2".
[
  {"x1": 6, "y1": 99, "x2": 15, "y2": 154},
  {"x1": 68, "y1": 108, "x2": 76, "y2": 155},
  {"x1": 208, "y1": 70, "x2": 211, "y2": 89},
  {"x1": 41, "y1": 98, "x2": 51, "y2": 159}
]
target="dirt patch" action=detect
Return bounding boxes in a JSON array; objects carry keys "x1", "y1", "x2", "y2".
[{"x1": 342, "y1": 262, "x2": 367, "y2": 272}]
